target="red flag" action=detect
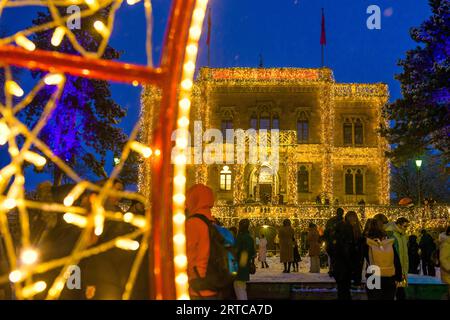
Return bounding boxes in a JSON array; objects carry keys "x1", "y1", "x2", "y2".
[
  {"x1": 320, "y1": 8, "x2": 326, "y2": 46},
  {"x1": 206, "y1": 8, "x2": 211, "y2": 45}
]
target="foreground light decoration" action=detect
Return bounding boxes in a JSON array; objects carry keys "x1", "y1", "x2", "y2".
[{"x1": 0, "y1": 0, "x2": 206, "y2": 300}]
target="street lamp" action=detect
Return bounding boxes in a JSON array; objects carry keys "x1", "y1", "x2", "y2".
[{"x1": 415, "y1": 159, "x2": 423, "y2": 206}]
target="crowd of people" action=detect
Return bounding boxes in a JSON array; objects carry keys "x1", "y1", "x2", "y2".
[
  {"x1": 1, "y1": 181, "x2": 449, "y2": 301},
  {"x1": 185, "y1": 185, "x2": 450, "y2": 300}
]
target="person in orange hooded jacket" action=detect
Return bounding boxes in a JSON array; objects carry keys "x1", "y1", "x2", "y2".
[{"x1": 185, "y1": 184, "x2": 219, "y2": 299}]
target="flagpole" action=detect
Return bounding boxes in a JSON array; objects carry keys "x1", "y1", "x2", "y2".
[
  {"x1": 321, "y1": 45, "x2": 324, "y2": 68},
  {"x1": 320, "y1": 8, "x2": 326, "y2": 68},
  {"x1": 207, "y1": 7, "x2": 211, "y2": 67}
]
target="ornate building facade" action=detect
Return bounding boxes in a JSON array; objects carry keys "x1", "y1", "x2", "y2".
[{"x1": 186, "y1": 67, "x2": 390, "y2": 207}]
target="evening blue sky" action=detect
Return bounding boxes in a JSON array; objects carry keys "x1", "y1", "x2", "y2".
[{"x1": 0, "y1": 0, "x2": 433, "y2": 188}]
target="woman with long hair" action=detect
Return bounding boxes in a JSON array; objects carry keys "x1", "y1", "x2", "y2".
[
  {"x1": 345, "y1": 211, "x2": 364, "y2": 286},
  {"x1": 363, "y1": 219, "x2": 402, "y2": 300},
  {"x1": 278, "y1": 219, "x2": 294, "y2": 273},
  {"x1": 234, "y1": 219, "x2": 256, "y2": 300}
]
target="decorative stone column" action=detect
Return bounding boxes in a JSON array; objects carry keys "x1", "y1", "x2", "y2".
[
  {"x1": 319, "y1": 84, "x2": 334, "y2": 200},
  {"x1": 233, "y1": 164, "x2": 245, "y2": 205},
  {"x1": 286, "y1": 161, "x2": 298, "y2": 205}
]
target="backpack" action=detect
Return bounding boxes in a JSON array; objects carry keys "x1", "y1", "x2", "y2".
[
  {"x1": 188, "y1": 214, "x2": 236, "y2": 293},
  {"x1": 367, "y1": 238, "x2": 395, "y2": 277}
]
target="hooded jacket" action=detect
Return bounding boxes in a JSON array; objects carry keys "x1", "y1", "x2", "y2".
[
  {"x1": 439, "y1": 236, "x2": 450, "y2": 285},
  {"x1": 385, "y1": 222, "x2": 409, "y2": 276},
  {"x1": 185, "y1": 184, "x2": 217, "y2": 297}
]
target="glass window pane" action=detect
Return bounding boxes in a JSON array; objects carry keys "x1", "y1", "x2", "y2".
[
  {"x1": 298, "y1": 167, "x2": 309, "y2": 193},
  {"x1": 344, "y1": 123, "x2": 353, "y2": 145},
  {"x1": 345, "y1": 171, "x2": 354, "y2": 194},
  {"x1": 260, "y1": 118, "x2": 270, "y2": 130},
  {"x1": 272, "y1": 118, "x2": 279, "y2": 130},
  {"x1": 250, "y1": 117, "x2": 258, "y2": 129},
  {"x1": 355, "y1": 172, "x2": 364, "y2": 194},
  {"x1": 297, "y1": 120, "x2": 309, "y2": 143},
  {"x1": 354, "y1": 122, "x2": 363, "y2": 145}
]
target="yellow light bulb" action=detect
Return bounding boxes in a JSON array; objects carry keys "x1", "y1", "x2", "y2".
[
  {"x1": 181, "y1": 79, "x2": 193, "y2": 90},
  {"x1": 63, "y1": 182, "x2": 87, "y2": 206},
  {"x1": 175, "y1": 154, "x2": 187, "y2": 165},
  {"x1": 21, "y1": 248, "x2": 39, "y2": 265},
  {"x1": 63, "y1": 213, "x2": 88, "y2": 228},
  {"x1": 22, "y1": 281, "x2": 47, "y2": 298},
  {"x1": 85, "y1": 0, "x2": 99, "y2": 10},
  {"x1": 193, "y1": 8, "x2": 205, "y2": 22},
  {"x1": 154, "y1": 149, "x2": 161, "y2": 156},
  {"x1": 173, "y1": 213, "x2": 186, "y2": 224},
  {"x1": 15, "y1": 34, "x2": 35, "y2": 51},
  {"x1": 173, "y1": 234, "x2": 186, "y2": 245},
  {"x1": 44, "y1": 73, "x2": 64, "y2": 85},
  {"x1": 123, "y1": 212, "x2": 134, "y2": 223},
  {"x1": 93, "y1": 20, "x2": 110, "y2": 38},
  {"x1": 0, "y1": 121, "x2": 11, "y2": 145},
  {"x1": 3, "y1": 198, "x2": 17, "y2": 210},
  {"x1": 115, "y1": 238, "x2": 140, "y2": 251},
  {"x1": 126, "y1": 0, "x2": 141, "y2": 5},
  {"x1": 174, "y1": 255, "x2": 187, "y2": 267},
  {"x1": 186, "y1": 44, "x2": 198, "y2": 56},
  {"x1": 179, "y1": 98, "x2": 191, "y2": 110},
  {"x1": 176, "y1": 137, "x2": 188, "y2": 148},
  {"x1": 51, "y1": 27, "x2": 65, "y2": 47},
  {"x1": 178, "y1": 117, "x2": 189, "y2": 128},
  {"x1": 23, "y1": 151, "x2": 46, "y2": 168},
  {"x1": 178, "y1": 294, "x2": 190, "y2": 300},
  {"x1": 9, "y1": 270, "x2": 23, "y2": 283},
  {"x1": 183, "y1": 61, "x2": 195, "y2": 73},
  {"x1": 174, "y1": 175, "x2": 186, "y2": 186},
  {"x1": 175, "y1": 273, "x2": 188, "y2": 285},
  {"x1": 6, "y1": 80, "x2": 24, "y2": 97},
  {"x1": 130, "y1": 141, "x2": 152, "y2": 158},
  {"x1": 94, "y1": 211, "x2": 104, "y2": 236},
  {"x1": 189, "y1": 26, "x2": 202, "y2": 41},
  {"x1": 173, "y1": 193, "x2": 186, "y2": 204}
]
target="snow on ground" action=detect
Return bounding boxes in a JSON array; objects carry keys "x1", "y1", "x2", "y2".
[
  {"x1": 250, "y1": 255, "x2": 333, "y2": 283},
  {"x1": 249, "y1": 255, "x2": 445, "y2": 285}
]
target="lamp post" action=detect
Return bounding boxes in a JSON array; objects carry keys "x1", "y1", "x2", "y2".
[{"x1": 415, "y1": 159, "x2": 423, "y2": 207}]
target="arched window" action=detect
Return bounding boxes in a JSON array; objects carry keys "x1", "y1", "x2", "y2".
[
  {"x1": 221, "y1": 119, "x2": 233, "y2": 137},
  {"x1": 355, "y1": 169, "x2": 364, "y2": 194},
  {"x1": 259, "y1": 111, "x2": 270, "y2": 130},
  {"x1": 298, "y1": 165, "x2": 309, "y2": 193},
  {"x1": 272, "y1": 113, "x2": 279, "y2": 130},
  {"x1": 220, "y1": 166, "x2": 232, "y2": 191},
  {"x1": 297, "y1": 119, "x2": 309, "y2": 143},
  {"x1": 354, "y1": 119, "x2": 363, "y2": 145},
  {"x1": 250, "y1": 113, "x2": 258, "y2": 130},
  {"x1": 345, "y1": 169, "x2": 354, "y2": 194},
  {"x1": 344, "y1": 167, "x2": 365, "y2": 195},
  {"x1": 343, "y1": 117, "x2": 364, "y2": 146}
]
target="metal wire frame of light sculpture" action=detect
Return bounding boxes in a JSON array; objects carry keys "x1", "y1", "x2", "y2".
[{"x1": 0, "y1": 0, "x2": 209, "y2": 300}]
